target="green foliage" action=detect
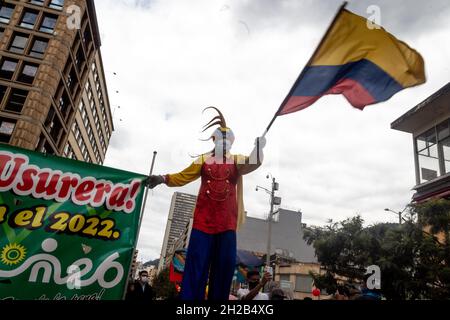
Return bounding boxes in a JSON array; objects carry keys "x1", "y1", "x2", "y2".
[
  {"x1": 303, "y1": 199, "x2": 450, "y2": 300},
  {"x1": 308, "y1": 271, "x2": 337, "y2": 295},
  {"x1": 152, "y1": 268, "x2": 177, "y2": 300}
]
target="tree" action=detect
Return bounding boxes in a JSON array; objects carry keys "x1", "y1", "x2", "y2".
[
  {"x1": 152, "y1": 268, "x2": 177, "y2": 300},
  {"x1": 303, "y1": 199, "x2": 450, "y2": 299}
]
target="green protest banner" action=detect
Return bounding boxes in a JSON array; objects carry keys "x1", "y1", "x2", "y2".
[{"x1": 0, "y1": 144, "x2": 147, "y2": 300}]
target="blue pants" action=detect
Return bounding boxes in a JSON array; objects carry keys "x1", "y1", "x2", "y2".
[{"x1": 180, "y1": 229, "x2": 236, "y2": 300}]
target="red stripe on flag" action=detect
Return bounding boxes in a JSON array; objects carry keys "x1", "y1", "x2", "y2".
[
  {"x1": 278, "y1": 78, "x2": 376, "y2": 115},
  {"x1": 278, "y1": 96, "x2": 320, "y2": 115},
  {"x1": 327, "y1": 78, "x2": 376, "y2": 110}
]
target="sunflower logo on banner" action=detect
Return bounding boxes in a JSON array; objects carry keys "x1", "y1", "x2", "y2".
[{"x1": 1, "y1": 243, "x2": 27, "y2": 266}]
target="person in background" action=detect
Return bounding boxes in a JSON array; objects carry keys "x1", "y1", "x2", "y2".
[
  {"x1": 270, "y1": 288, "x2": 287, "y2": 300},
  {"x1": 237, "y1": 270, "x2": 272, "y2": 301},
  {"x1": 125, "y1": 281, "x2": 135, "y2": 301},
  {"x1": 334, "y1": 285, "x2": 350, "y2": 300},
  {"x1": 126, "y1": 271, "x2": 154, "y2": 301},
  {"x1": 354, "y1": 274, "x2": 382, "y2": 300},
  {"x1": 229, "y1": 294, "x2": 238, "y2": 300},
  {"x1": 346, "y1": 283, "x2": 362, "y2": 300}
]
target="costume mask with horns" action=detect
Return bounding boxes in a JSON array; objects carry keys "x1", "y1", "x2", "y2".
[{"x1": 202, "y1": 107, "x2": 235, "y2": 158}]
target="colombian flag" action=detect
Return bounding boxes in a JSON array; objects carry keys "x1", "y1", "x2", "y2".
[{"x1": 279, "y1": 8, "x2": 426, "y2": 115}]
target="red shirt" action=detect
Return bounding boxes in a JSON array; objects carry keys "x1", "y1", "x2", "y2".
[{"x1": 192, "y1": 158, "x2": 239, "y2": 234}]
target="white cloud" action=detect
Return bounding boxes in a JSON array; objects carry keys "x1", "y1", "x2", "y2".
[{"x1": 95, "y1": 0, "x2": 450, "y2": 262}]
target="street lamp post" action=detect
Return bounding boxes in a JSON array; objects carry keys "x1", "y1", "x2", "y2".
[
  {"x1": 256, "y1": 175, "x2": 281, "y2": 267},
  {"x1": 267, "y1": 179, "x2": 275, "y2": 267},
  {"x1": 384, "y1": 207, "x2": 407, "y2": 224}
]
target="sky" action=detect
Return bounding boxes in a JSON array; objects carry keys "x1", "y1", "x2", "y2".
[{"x1": 94, "y1": 0, "x2": 450, "y2": 262}]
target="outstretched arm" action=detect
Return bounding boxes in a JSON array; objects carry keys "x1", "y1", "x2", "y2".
[
  {"x1": 165, "y1": 160, "x2": 202, "y2": 187},
  {"x1": 236, "y1": 137, "x2": 266, "y2": 176},
  {"x1": 241, "y1": 272, "x2": 272, "y2": 301},
  {"x1": 146, "y1": 157, "x2": 204, "y2": 189}
]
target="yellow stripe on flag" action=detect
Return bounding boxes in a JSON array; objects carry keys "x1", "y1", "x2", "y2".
[{"x1": 310, "y1": 10, "x2": 425, "y2": 88}]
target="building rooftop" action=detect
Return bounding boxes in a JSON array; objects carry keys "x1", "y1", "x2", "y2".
[
  {"x1": 391, "y1": 82, "x2": 450, "y2": 134},
  {"x1": 237, "y1": 208, "x2": 317, "y2": 263}
]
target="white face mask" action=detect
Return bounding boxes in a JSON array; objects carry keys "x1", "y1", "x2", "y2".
[
  {"x1": 214, "y1": 139, "x2": 232, "y2": 153},
  {"x1": 141, "y1": 276, "x2": 148, "y2": 282}
]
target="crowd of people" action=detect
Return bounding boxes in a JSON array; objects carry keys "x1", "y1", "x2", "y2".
[{"x1": 125, "y1": 268, "x2": 381, "y2": 301}]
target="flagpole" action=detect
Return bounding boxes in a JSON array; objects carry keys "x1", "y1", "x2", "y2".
[
  {"x1": 122, "y1": 151, "x2": 157, "y2": 300},
  {"x1": 262, "y1": 1, "x2": 348, "y2": 138},
  {"x1": 140, "y1": 151, "x2": 158, "y2": 224}
]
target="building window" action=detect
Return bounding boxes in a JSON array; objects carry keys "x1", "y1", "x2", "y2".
[
  {"x1": 0, "y1": 4, "x2": 15, "y2": 24},
  {"x1": 37, "y1": 133, "x2": 56, "y2": 155},
  {"x1": 63, "y1": 143, "x2": 70, "y2": 155},
  {"x1": 100, "y1": 134, "x2": 105, "y2": 152},
  {"x1": 437, "y1": 119, "x2": 450, "y2": 174},
  {"x1": 279, "y1": 274, "x2": 290, "y2": 282},
  {"x1": 416, "y1": 118, "x2": 450, "y2": 183},
  {"x1": 83, "y1": 26, "x2": 92, "y2": 44},
  {"x1": 5, "y1": 88, "x2": 28, "y2": 113},
  {"x1": 83, "y1": 114, "x2": 89, "y2": 128},
  {"x1": 105, "y1": 126, "x2": 111, "y2": 141},
  {"x1": 20, "y1": 9, "x2": 39, "y2": 29},
  {"x1": 0, "y1": 59, "x2": 18, "y2": 80},
  {"x1": 63, "y1": 142, "x2": 74, "y2": 159},
  {"x1": 295, "y1": 275, "x2": 312, "y2": 293},
  {"x1": 66, "y1": 69, "x2": 73, "y2": 89},
  {"x1": 18, "y1": 63, "x2": 38, "y2": 84},
  {"x1": 49, "y1": 0, "x2": 65, "y2": 11},
  {"x1": 0, "y1": 117, "x2": 16, "y2": 143},
  {"x1": 83, "y1": 23, "x2": 92, "y2": 51},
  {"x1": 80, "y1": 103, "x2": 88, "y2": 127},
  {"x1": 9, "y1": 33, "x2": 30, "y2": 54},
  {"x1": 39, "y1": 14, "x2": 57, "y2": 33},
  {"x1": 75, "y1": 46, "x2": 85, "y2": 71},
  {"x1": 58, "y1": 91, "x2": 70, "y2": 117},
  {"x1": 443, "y1": 138, "x2": 450, "y2": 174},
  {"x1": 0, "y1": 27, "x2": 5, "y2": 40},
  {"x1": 45, "y1": 107, "x2": 63, "y2": 144},
  {"x1": 29, "y1": 0, "x2": 45, "y2": 6},
  {"x1": 74, "y1": 127, "x2": 80, "y2": 140},
  {"x1": 0, "y1": 85, "x2": 7, "y2": 105},
  {"x1": 29, "y1": 37, "x2": 48, "y2": 58},
  {"x1": 67, "y1": 67, "x2": 77, "y2": 93}
]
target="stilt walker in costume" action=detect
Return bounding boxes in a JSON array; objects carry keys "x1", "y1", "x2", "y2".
[{"x1": 147, "y1": 107, "x2": 266, "y2": 300}]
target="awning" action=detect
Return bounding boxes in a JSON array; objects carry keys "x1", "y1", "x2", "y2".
[{"x1": 236, "y1": 250, "x2": 264, "y2": 267}]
